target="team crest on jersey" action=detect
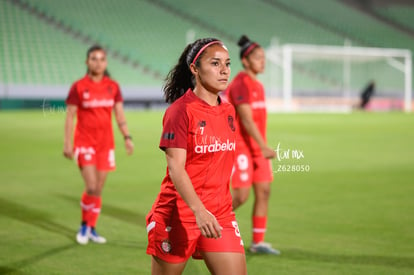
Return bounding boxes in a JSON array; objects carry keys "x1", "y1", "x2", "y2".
[
  {"x1": 161, "y1": 239, "x2": 172, "y2": 253},
  {"x1": 106, "y1": 85, "x2": 113, "y2": 94},
  {"x1": 228, "y1": 115, "x2": 236, "y2": 132}
]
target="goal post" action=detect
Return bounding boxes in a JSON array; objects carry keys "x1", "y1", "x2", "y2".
[{"x1": 266, "y1": 43, "x2": 412, "y2": 112}]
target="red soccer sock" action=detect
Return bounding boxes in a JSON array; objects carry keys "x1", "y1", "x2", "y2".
[
  {"x1": 252, "y1": 216, "x2": 267, "y2": 244},
  {"x1": 80, "y1": 192, "x2": 95, "y2": 225},
  {"x1": 88, "y1": 196, "x2": 102, "y2": 228}
]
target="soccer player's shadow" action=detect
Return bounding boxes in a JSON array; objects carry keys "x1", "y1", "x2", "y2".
[
  {"x1": 0, "y1": 197, "x2": 79, "y2": 274},
  {"x1": 0, "y1": 197, "x2": 74, "y2": 240},
  {"x1": 261, "y1": 248, "x2": 414, "y2": 270},
  {"x1": 0, "y1": 243, "x2": 76, "y2": 275}
]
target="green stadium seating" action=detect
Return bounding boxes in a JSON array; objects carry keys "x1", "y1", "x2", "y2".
[
  {"x1": 137, "y1": 0, "x2": 412, "y2": 93},
  {"x1": 159, "y1": 0, "x2": 346, "y2": 46},
  {"x1": 374, "y1": 5, "x2": 414, "y2": 33},
  {"x1": 1, "y1": 0, "x2": 412, "y2": 98},
  {"x1": 0, "y1": 0, "x2": 160, "y2": 86},
  {"x1": 20, "y1": 0, "x2": 240, "y2": 77},
  {"x1": 268, "y1": 0, "x2": 414, "y2": 52}
]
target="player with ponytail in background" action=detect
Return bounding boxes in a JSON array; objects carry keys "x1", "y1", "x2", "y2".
[{"x1": 223, "y1": 35, "x2": 280, "y2": 255}]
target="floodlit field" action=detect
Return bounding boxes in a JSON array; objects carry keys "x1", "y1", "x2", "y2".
[{"x1": 0, "y1": 110, "x2": 413, "y2": 274}]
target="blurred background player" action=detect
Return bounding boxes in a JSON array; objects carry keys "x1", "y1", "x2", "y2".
[
  {"x1": 146, "y1": 38, "x2": 246, "y2": 275},
  {"x1": 63, "y1": 45, "x2": 134, "y2": 245},
  {"x1": 223, "y1": 35, "x2": 280, "y2": 255}
]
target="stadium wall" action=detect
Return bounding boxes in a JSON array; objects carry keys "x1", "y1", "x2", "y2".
[{"x1": 0, "y1": 84, "x2": 165, "y2": 110}]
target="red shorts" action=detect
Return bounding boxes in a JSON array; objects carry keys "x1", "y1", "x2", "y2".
[
  {"x1": 231, "y1": 146, "x2": 273, "y2": 189},
  {"x1": 146, "y1": 214, "x2": 245, "y2": 263},
  {"x1": 74, "y1": 146, "x2": 115, "y2": 171}
]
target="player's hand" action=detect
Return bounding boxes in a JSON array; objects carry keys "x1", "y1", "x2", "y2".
[
  {"x1": 195, "y1": 208, "x2": 222, "y2": 239},
  {"x1": 262, "y1": 145, "x2": 277, "y2": 159},
  {"x1": 63, "y1": 144, "x2": 73, "y2": 159},
  {"x1": 125, "y1": 139, "x2": 134, "y2": 155}
]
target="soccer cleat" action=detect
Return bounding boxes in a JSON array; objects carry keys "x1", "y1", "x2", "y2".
[
  {"x1": 76, "y1": 224, "x2": 90, "y2": 245},
  {"x1": 249, "y1": 242, "x2": 281, "y2": 255},
  {"x1": 89, "y1": 228, "x2": 107, "y2": 244}
]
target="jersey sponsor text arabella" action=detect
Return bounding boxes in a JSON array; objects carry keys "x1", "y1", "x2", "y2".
[
  {"x1": 194, "y1": 139, "x2": 236, "y2": 154},
  {"x1": 82, "y1": 99, "x2": 114, "y2": 108}
]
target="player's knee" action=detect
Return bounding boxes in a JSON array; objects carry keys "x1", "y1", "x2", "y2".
[
  {"x1": 86, "y1": 185, "x2": 100, "y2": 196},
  {"x1": 233, "y1": 192, "x2": 249, "y2": 206},
  {"x1": 256, "y1": 185, "x2": 271, "y2": 201}
]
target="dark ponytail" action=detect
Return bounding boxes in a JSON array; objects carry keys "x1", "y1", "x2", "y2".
[
  {"x1": 238, "y1": 35, "x2": 260, "y2": 59},
  {"x1": 163, "y1": 37, "x2": 221, "y2": 104},
  {"x1": 86, "y1": 44, "x2": 110, "y2": 77}
]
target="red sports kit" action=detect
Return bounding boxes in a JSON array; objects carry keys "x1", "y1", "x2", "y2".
[
  {"x1": 146, "y1": 89, "x2": 245, "y2": 263},
  {"x1": 224, "y1": 72, "x2": 273, "y2": 187},
  {"x1": 66, "y1": 75, "x2": 123, "y2": 171}
]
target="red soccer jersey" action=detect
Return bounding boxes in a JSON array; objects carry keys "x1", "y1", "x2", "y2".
[
  {"x1": 150, "y1": 89, "x2": 237, "y2": 223},
  {"x1": 65, "y1": 74, "x2": 123, "y2": 149},
  {"x1": 224, "y1": 71, "x2": 267, "y2": 157}
]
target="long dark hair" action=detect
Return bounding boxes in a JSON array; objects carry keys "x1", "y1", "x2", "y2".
[
  {"x1": 86, "y1": 44, "x2": 110, "y2": 77},
  {"x1": 163, "y1": 38, "x2": 221, "y2": 104},
  {"x1": 238, "y1": 35, "x2": 260, "y2": 59}
]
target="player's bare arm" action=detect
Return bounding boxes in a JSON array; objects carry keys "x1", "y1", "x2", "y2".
[
  {"x1": 114, "y1": 102, "x2": 134, "y2": 155},
  {"x1": 165, "y1": 148, "x2": 222, "y2": 239},
  {"x1": 236, "y1": 103, "x2": 276, "y2": 159},
  {"x1": 63, "y1": 104, "x2": 77, "y2": 159}
]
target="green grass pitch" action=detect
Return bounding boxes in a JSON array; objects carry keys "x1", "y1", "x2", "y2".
[{"x1": 0, "y1": 110, "x2": 413, "y2": 274}]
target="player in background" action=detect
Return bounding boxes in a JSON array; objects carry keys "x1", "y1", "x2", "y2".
[
  {"x1": 146, "y1": 38, "x2": 247, "y2": 275},
  {"x1": 222, "y1": 35, "x2": 280, "y2": 255},
  {"x1": 63, "y1": 45, "x2": 134, "y2": 245}
]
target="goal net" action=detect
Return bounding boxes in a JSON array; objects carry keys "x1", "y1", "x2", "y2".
[{"x1": 264, "y1": 43, "x2": 412, "y2": 112}]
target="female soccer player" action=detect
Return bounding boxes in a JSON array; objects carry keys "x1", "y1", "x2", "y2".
[
  {"x1": 223, "y1": 35, "x2": 280, "y2": 255},
  {"x1": 146, "y1": 38, "x2": 247, "y2": 275},
  {"x1": 63, "y1": 45, "x2": 134, "y2": 245}
]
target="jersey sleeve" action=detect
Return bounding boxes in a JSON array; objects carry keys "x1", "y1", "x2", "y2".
[
  {"x1": 229, "y1": 75, "x2": 250, "y2": 106},
  {"x1": 114, "y1": 82, "x2": 123, "y2": 102},
  {"x1": 159, "y1": 104, "x2": 188, "y2": 151},
  {"x1": 65, "y1": 83, "x2": 80, "y2": 106}
]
